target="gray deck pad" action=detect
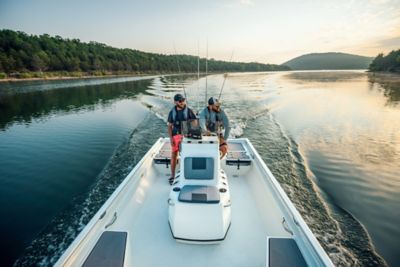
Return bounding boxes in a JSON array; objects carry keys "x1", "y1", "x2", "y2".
[
  {"x1": 269, "y1": 238, "x2": 308, "y2": 267},
  {"x1": 82, "y1": 231, "x2": 127, "y2": 267},
  {"x1": 178, "y1": 185, "x2": 220, "y2": 203}
]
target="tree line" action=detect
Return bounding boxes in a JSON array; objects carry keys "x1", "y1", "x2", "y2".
[
  {"x1": 0, "y1": 29, "x2": 289, "y2": 77},
  {"x1": 369, "y1": 49, "x2": 400, "y2": 73}
]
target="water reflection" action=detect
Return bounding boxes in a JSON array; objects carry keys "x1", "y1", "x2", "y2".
[
  {"x1": 2, "y1": 71, "x2": 399, "y2": 266},
  {"x1": 284, "y1": 71, "x2": 366, "y2": 83},
  {"x1": 368, "y1": 72, "x2": 400, "y2": 106},
  {"x1": 0, "y1": 79, "x2": 152, "y2": 129},
  {"x1": 274, "y1": 71, "x2": 400, "y2": 266},
  {"x1": 0, "y1": 77, "x2": 154, "y2": 266}
]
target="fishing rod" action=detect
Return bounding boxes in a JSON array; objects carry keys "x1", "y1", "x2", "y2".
[
  {"x1": 218, "y1": 49, "x2": 234, "y2": 101},
  {"x1": 205, "y1": 38, "x2": 208, "y2": 105},
  {"x1": 173, "y1": 43, "x2": 188, "y2": 104},
  {"x1": 197, "y1": 41, "x2": 200, "y2": 112}
]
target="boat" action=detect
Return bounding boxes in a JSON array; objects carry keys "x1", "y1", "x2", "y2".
[{"x1": 55, "y1": 133, "x2": 334, "y2": 267}]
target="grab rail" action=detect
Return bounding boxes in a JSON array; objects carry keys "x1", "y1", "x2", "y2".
[
  {"x1": 282, "y1": 217, "x2": 293, "y2": 235},
  {"x1": 105, "y1": 212, "x2": 117, "y2": 229}
]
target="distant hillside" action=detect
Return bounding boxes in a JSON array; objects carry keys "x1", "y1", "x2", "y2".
[
  {"x1": 282, "y1": 52, "x2": 373, "y2": 70},
  {"x1": 0, "y1": 29, "x2": 289, "y2": 78}
]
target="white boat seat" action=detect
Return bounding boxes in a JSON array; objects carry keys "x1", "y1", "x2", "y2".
[
  {"x1": 267, "y1": 237, "x2": 308, "y2": 267},
  {"x1": 178, "y1": 185, "x2": 220, "y2": 204},
  {"x1": 82, "y1": 231, "x2": 127, "y2": 267}
]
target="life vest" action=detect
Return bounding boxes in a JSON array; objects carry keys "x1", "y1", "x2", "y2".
[
  {"x1": 205, "y1": 108, "x2": 223, "y2": 133},
  {"x1": 171, "y1": 106, "x2": 189, "y2": 128}
]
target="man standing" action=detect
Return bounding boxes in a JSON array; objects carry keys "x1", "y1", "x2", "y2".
[
  {"x1": 199, "y1": 97, "x2": 230, "y2": 158},
  {"x1": 167, "y1": 93, "x2": 196, "y2": 185}
]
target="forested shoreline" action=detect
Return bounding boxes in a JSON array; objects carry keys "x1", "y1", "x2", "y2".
[
  {"x1": 369, "y1": 49, "x2": 400, "y2": 73},
  {"x1": 0, "y1": 29, "x2": 289, "y2": 80}
]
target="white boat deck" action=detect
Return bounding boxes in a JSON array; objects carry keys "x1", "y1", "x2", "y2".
[
  {"x1": 117, "y1": 172, "x2": 289, "y2": 267},
  {"x1": 56, "y1": 138, "x2": 333, "y2": 267}
]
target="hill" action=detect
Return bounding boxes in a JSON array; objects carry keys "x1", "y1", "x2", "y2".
[
  {"x1": 0, "y1": 29, "x2": 289, "y2": 78},
  {"x1": 369, "y1": 49, "x2": 400, "y2": 73},
  {"x1": 282, "y1": 52, "x2": 373, "y2": 70}
]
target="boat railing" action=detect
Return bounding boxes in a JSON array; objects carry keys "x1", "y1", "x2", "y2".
[
  {"x1": 55, "y1": 138, "x2": 165, "y2": 266},
  {"x1": 244, "y1": 138, "x2": 334, "y2": 267}
]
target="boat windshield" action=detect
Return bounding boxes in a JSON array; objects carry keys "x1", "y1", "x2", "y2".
[{"x1": 182, "y1": 119, "x2": 202, "y2": 139}]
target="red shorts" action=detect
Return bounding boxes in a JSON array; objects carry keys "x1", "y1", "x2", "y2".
[{"x1": 171, "y1": 134, "x2": 183, "y2": 153}]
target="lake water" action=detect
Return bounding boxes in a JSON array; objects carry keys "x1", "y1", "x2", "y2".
[{"x1": 0, "y1": 71, "x2": 399, "y2": 266}]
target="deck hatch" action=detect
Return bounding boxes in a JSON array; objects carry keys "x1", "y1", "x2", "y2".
[
  {"x1": 192, "y1": 193, "x2": 207, "y2": 202},
  {"x1": 178, "y1": 185, "x2": 220, "y2": 203},
  {"x1": 82, "y1": 231, "x2": 127, "y2": 267},
  {"x1": 268, "y1": 237, "x2": 308, "y2": 267}
]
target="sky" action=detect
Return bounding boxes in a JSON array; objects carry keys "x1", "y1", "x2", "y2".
[{"x1": 0, "y1": 0, "x2": 399, "y2": 64}]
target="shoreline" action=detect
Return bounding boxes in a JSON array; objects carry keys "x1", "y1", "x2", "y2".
[
  {"x1": 367, "y1": 70, "x2": 400, "y2": 75},
  {"x1": 0, "y1": 71, "x2": 255, "y2": 83},
  {"x1": 3, "y1": 69, "x2": 396, "y2": 83},
  {"x1": 0, "y1": 72, "x2": 173, "y2": 83}
]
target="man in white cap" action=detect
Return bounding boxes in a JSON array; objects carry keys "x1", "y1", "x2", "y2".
[{"x1": 199, "y1": 97, "x2": 230, "y2": 158}]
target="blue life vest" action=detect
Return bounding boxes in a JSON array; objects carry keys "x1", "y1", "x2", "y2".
[{"x1": 171, "y1": 106, "x2": 188, "y2": 124}]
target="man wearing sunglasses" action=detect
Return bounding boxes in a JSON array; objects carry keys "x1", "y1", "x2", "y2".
[
  {"x1": 199, "y1": 97, "x2": 230, "y2": 159},
  {"x1": 167, "y1": 93, "x2": 196, "y2": 185}
]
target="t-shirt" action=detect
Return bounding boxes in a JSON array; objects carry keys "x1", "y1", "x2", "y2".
[{"x1": 167, "y1": 106, "x2": 196, "y2": 136}]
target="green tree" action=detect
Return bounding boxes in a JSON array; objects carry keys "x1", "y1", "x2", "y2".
[{"x1": 0, "y1": 29, "x2": 291, "y2": 74}]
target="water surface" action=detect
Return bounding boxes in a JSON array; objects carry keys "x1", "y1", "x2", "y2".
[{"x1": 0, "y1": 71, "x2": 399, "y2": 266}]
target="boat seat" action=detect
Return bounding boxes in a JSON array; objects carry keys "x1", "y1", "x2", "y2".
[
  {"x1": 153, "y1": 143, "x2": 171, "y2": 165},
  {"x1": 178, "y1": 185, "x2": 220, "y2": 204},
  {"x1": 82, "y1": 231, "x2": 127, "y2": 267},
  {"x1": 226, "y1": 151, "x2": 251, "y2": 166},
  {"x1": 267, "y1": 237, "x2": 308, "y2": 267},
  {"x1": 226, "y1": 142, "x2": 252, "y2": 169}
]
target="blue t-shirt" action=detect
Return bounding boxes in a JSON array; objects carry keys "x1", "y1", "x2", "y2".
[{"x1": 167, "y1": 106, "x2": 196, "y2": 136}]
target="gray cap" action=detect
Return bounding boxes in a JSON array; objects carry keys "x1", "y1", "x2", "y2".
[
  {"x1": 174, "y1": 94, "x2": 185, "y2": 102},
  {"x1": 208, "y1": 97, "x2": 219, "y2": 106}
]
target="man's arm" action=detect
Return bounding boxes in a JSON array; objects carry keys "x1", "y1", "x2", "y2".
[
  {"x1": 221, "y1": 109, "x2": 230, "y2": 140},
  {"x1": 167, "y1": 110, "x2": 174, "y2": 144},
  {"x1": 199, "y1": 108, "x2": 207, "y2": 132}
]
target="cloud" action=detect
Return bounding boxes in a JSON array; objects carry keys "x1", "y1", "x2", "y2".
[
  {"x1": 368, "y1": 0, "x2": 390, "y2": 5},
  {"x1": 240, "y1": 0, "x2": 254, "y2": 6},
  {"x1": 223, "y1": 0, "x2": 255, "y2": 8},
  {"x1": 377, "y1": 36, "x2": 400, "y2": 47}
]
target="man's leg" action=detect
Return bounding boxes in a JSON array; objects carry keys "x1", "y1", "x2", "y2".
[
  {"x1": 169, "y1": 134, "x2": 182, "y2": 184},
  {"x1": 170, "y1": 151, "x2": 178, "y2": 178}
]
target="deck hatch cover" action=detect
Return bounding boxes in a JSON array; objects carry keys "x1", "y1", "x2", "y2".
[
  {"x1": 82, "y1": 231, "x2": 127, "y2": 267},
  {"x1": 268, "y1": 238, "x2": 308, "y2": 267},
  {"x1": 178, "y1": 185, "x2": 220, "y2": 203},
  {"x1": 192, "y1": 193, "x2": 207, "y2": 202}
]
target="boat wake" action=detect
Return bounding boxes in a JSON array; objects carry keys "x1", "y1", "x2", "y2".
[
  {"x1": 14, "y1": 114, "x2": 167, "y2": 267},
  {"x1": 14, "y1": 74, "x2": 387, "y2": 266},
  {"x1": 244, "y1": 112, "x2": 386, "y2": 267}
]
